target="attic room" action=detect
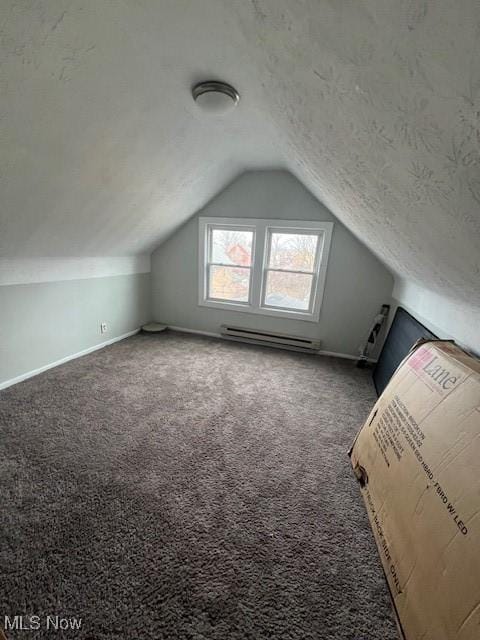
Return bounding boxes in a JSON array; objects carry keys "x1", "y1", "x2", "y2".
[{"x1": 1, "y1": 2, "x2": 479, "y2": 639}]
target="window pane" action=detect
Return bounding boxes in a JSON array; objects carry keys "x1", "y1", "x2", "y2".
[
  {"x1": 208, "y1": 265, "x2": 250, "y2": 302},
  {"x1": 264, "y1": 271, "x2": 313, "y2": 310},
  {"x1": 211, "y1": 228, "x2": 253, "y2": 266},
  {"x1": 268, "y1": 232, "x2": 318, "y2": 271}
]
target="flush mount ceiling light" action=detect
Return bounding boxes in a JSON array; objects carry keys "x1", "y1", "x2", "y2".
[{"x1": 192, "y1": 80, "x2": 240, "y2": 114}]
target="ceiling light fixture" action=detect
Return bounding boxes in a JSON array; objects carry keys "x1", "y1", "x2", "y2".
[{"x1": 192, "y1": 80, "x2": 240, "y2": 114}]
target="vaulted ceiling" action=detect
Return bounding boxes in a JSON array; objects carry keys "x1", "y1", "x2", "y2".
[{"x1": 1, "y1": 1, "x2": 479, "y2": 309}]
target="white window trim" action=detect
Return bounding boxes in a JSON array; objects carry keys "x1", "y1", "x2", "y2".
[{"x1": 198, "y1": 217, "x2": 333, "y2": 323}]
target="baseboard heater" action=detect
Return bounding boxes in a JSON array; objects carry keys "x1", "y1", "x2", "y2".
[{"x1": 220, "y1": 325, "x2": 321, "y2": 353}]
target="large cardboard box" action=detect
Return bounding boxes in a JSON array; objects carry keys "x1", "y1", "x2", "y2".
[{"x1": 350, "y1": 340, "x2": 480, "y2": 640}]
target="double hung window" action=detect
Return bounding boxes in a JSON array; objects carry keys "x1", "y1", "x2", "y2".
[{"x1": 198, "y1": 217, "x2": 333, "y2": 322}]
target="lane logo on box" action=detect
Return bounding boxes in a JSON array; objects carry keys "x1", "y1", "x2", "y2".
[
  {"x1": 409, "y1": 346, "x2": 465, "y2": 394},
  {"x1": 422, "y1": 356, "x2": 459, "y2": 390}
]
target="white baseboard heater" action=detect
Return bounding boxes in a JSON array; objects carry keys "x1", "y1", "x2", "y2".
[{"x1": 220, "y1": 325, "x2": 321, "y2": 353}]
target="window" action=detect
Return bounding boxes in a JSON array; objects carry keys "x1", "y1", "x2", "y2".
[
  {"x1": 198, "y1": 217, "x2": 333, "y2": 322},
  {"x1": 263, "y1": 230, "x2": 319, "y2": 312},
  {"x1": 206, "y1": 226, "x2": 254, "y2": 304}
]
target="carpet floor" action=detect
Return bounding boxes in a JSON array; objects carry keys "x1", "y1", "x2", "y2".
[{"x1": 0, "y1": 331, "x2": 398, "y2": 640}]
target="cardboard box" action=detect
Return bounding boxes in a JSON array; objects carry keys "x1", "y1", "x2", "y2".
[{"x1": 350, "y1": 340, "x2": 480, "y2": 640}]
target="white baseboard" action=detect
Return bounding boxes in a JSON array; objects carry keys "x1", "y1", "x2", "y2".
[
  {"x1": 168, "y1": 325, "x2": 222, "y2": 339},
  {"x1": 167, "y1": 325, "x2": 377, "y2": 363},
  {"x1": 0, "y1": 329, "x2": 139, "y2": 391},
  {"x1": 317, "y1": 349, "x2": 376, "y2": 363},
  {"x1": 1, "y1": 326, "x2": 377, "y2": 392}
]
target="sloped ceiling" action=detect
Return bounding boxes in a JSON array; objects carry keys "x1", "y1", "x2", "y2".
[{"x1": 1, "y1": 1, "x2": 479, "y2": 309}]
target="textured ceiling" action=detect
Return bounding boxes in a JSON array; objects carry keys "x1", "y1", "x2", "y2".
[{"x1": 1, "y1": 1, "x2": 479, "y2": 308}]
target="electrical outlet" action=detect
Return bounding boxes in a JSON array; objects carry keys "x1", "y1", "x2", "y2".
[{"x1": 101, "y1": 322, "x2": 107, "y2": 334}]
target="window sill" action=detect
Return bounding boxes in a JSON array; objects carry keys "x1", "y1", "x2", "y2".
[{"x1": 198, "y1": 298, "x2": 320, "y2": 323}]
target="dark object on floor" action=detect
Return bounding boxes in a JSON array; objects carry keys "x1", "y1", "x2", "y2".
[
  {"x1": 0, "y1": 332, "x2": 398, "y2": 640},
  {"x1": 357, "y1": 304, "x2": 390, "y2": 368},
  {"x1": 373, "y1": 306, "x2": 437, "y2": 395}
]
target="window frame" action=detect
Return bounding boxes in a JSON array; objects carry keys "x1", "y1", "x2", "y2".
[
  {"x1": 262, "y1": 227, "x2": 322, "y2": 316},
  {"x1": 198, "y1": 217, "x2": 333, "y2": 322},
  {"x1": 204, "y1": 223, "x2": 256, "y2": 306}
]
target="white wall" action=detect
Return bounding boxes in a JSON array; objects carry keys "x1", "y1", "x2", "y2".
[
  {"x1": 0, "y1": 256, "x2": 150, "y2": 286},
  {"x1": 151, "y1": 171, "x2": 394, "y2": 358},
  {"x1": 0, "y1": 259, "x2": 151, "y2": 388},
  {"x1": 393, "y1": 279, "x2": 480, "y2": 355}
]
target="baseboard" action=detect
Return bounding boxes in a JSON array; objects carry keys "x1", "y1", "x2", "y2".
[
  {"x1": 1, "y1": 326, "x2": 377, "y2": 391},
  {"x1": 167, "y1": 325, "x2": 377, "y2": 363},
  {"x1": 0, "y1": 329, "x2": 139, "y2": 391},
  {"x1": 318, "y1": 349, "x2": 377, "y2": 363},
  {"x1": 168, "y1": 325, "x2": 222, "y2": 339}
]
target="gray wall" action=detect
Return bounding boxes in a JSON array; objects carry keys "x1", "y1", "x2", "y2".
[
  {"x1": 151, "y1": 171, "x2": 394, "y2": 357},
  {"x1": 392, "y1": 280, "x2": 480, "y2": 356},
  {"x1": 0, "y1": 273, "x2": 151, "y2": 387}
]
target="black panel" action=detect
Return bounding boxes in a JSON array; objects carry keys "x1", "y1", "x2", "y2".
[{"x1": 373, "y1": 307, "x2": 437, "y2": 396}]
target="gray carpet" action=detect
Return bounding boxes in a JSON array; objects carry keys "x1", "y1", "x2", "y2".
[{"x1": 0, "y1": 331, "x2": 398, "y2": 640}]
